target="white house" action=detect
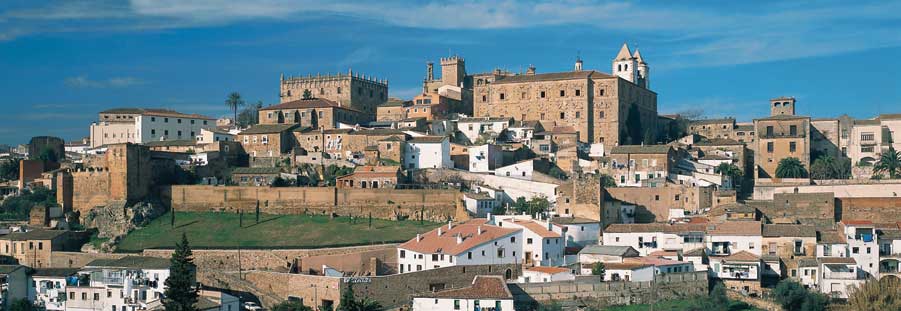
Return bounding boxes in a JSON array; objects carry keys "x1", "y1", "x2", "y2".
[
  {"x1": 519, "y1": 266, "x2": 575, "y2": 283},
  {"x1": 456, "y1": 117, "x2": 512, "y2": 144},
  {"x1": 65, "y1": 256, "x2": 171, "y2": 311},
  {"x1": 412, "y1": 275, "x2": 514, "y2": 311},
  {"x1": 463, "y1": 192, "x2": 497, "y2": 218},
  {"x1": 404, "y1": 136, "x2": 452, "y2": 169},
  {"x1": 710, "y1": 251, "x2": 762, "y2": 295},
  {"x1": 817, "y1": 257, "x2": 866, "y2": 299},
  {"x1": 90, "y1": 108, "x2": 215, "y2": 148},
  {"x1": 493, "y1": 216, "x2": 565, "y2": 267},
  {"x1": 196, "y1": 128, "x2": 235, "y2": 143},
  {"x1": 816, "y1": 230, "x2": 849, "y2": 258},
  {"x1": 840, "y1": 220, "x2": 879, "y2": 277},
  {"x1": 397, "y1": 220, "x2": 522, "y2": 273},
  {"x1": 550, "y1": 217, "x2": 601, "y2": 247},
  {"x1": 707, "y1": 221, "x2": 763, "y2": 257},
  {"x1": 467, "y1": 144, "x2": 504, "y2": 173},
  {"x1": 602, "y1": 223, "x2": 708, "y2": 256},
  {"x1": 577, "y1": 245, "x2": 640, "y2": 265},
  {"x1": 28, "y1": 268, "x2": 78, "y2": 310},
  {"x1": 601, "y1": 262, "x2": 655, "y2": 282},
  {"x1": 494, "y1": 159, "x2": 543, "y2": 181},
  {"x1": 504, "y1": 121, "x2": 541, "y2": 146}
]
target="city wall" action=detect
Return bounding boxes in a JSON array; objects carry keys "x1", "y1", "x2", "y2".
[
  {"x1": 510, "y1": 271, "x2": 709, "y2": 309},
  {"x1": 163, "y1": 185, "x2": 467, "y2": 222}
]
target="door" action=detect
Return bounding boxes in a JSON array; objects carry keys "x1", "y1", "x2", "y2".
[{"x1": 525, "y1": 252, "x2": 533, "y2": 265}]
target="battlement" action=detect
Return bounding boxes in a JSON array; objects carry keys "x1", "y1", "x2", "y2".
[
  {"x1": 440, "y1": 56, "x2": 464, "y2": 64},
  {"x1": 281, "y1": 70, "x2": 388, "y2": 86}
]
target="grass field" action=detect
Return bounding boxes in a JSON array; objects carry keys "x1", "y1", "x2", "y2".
[
  {"x1": 603, "y1": 298, "x2": 763, "y2": 311},
  {"x1": 117, "y1": 211, "x2": 442, "y2": 252}
]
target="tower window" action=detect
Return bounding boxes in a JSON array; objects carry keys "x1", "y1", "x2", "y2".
[
  {"x1": 600, "y1": 89, "x2": 605, "y2": 96},
  {"x1": 499, "y1": 93, "x2": 505, "y2": 100},
  {"x1": 575, "y1": 89, "x2": 581, "y2": 96},
  {"x1": 540, "y1": 91, "x2": 546, "y2": 98},
  {"x1": 575, "y1": 111, "x2": 580, "y2": 118},
  {"x1": 790, "y1": 142, "x2": 797, "y2": 153},
  {"x1": 560, "y1": 112, "x2": 565, "y2": 119},
  {"x1": 560, "y1": 90, "x2": 565, "y2": 97},
  {"x1": 337, "y1": 87, "x2": 342, "y2": 94},
  {"x1": 482, "y1": 95, "x2": 487, "y2": 102},
  {"x1": 618, "y1": 64, "x2": 622, "y2": 71},
  {"x1": 625, "y1": 64, "x2": 629, "y2": 70}
]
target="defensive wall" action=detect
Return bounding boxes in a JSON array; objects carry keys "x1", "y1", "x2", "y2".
[
  {"x1": 509, "y1": 271, "x2": 709, "y2": 309},
  {"x1": 163, "y1": 185, "x2": 468, "y2": 222},
  {"x1": 143, "y1": 244, "x2": 398, "y2": 273}
]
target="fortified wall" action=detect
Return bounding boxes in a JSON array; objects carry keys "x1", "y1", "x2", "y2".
[{"x1": 163, "y1": 185, "x2": 468, "y2": 222}]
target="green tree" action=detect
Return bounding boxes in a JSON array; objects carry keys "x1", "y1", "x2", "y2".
[
  {"x1": 338, "y1": 285, "x2": 382, "y2": 311},
  {"x1": 599, "y1": 174, "x2": 616, "y2": 188},
  {"x1": 536, "y1": 301, "x2": 563, "y2": 311},
  {"x1": 0, "y1": 159, "x2": 20, "y2": 181},
  {"x1": 511, "y1": 196, "x2": 550, "y2": 215},
  {"x1": 715, "y1": 163, "x2": 743, "y2": 190},
  {"x1": 0, "y1": 186, "x2": 56, "y2": 220},
  {"x1": 33, "y1": 146, "x2": 59, "y2": 163},
  {"x1": 271, "y1": 301, "x2": 312, "y2": 311},
  {"x1": 9, "y1": 299, "x2": 33, "y2": 311},
  {"x1": 799, "y1": 292, "x2": 828, "y2": 311},
  {"x1": 874, "y1": 146, "x2": 901, "y2": 179},
  {"x1": 591, "y1": 262, "x2": 605, "y2": 279},
  {"x1": 163, "y1": 233, "x2": 198, "y2": 311},
  {"x1": 491, "y1": 204, "x2": 506, "y2": 216},
  {"x1": 810, "y1": 155, "x2": 837, "y2": 180},
  {"x1": 773, "y1": 280, "x2": 808, "y2": 311},
  {"x1": 237, "y1": 101, "x2": 263, "y2": 128},
  {"x1": 271, "y1": 177, "x2": 292, "y2": 187},
  {"x1": 302, "y1": 89, "x2": 313, "y2": 100},
  {"x1": 225, "y1": 92, "x2": 245, "y2": 128},
  {"x1": 775, "y1": 157, "x2": 808, "y2": 178}
]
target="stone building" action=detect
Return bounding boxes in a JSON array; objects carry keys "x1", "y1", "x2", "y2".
[
  {"x1": 259, "y1": 98, "x2": 365, "y2": 129},
  {"x1": 0, "y1": 230, "x2": 76, "y2": 268},
  {"x1": 848, "y1": 114, "x2": 901, "y2": 167},
  {"x1": 28, "y1": 136, "x2": 65, "y2": 161},
  {"x1": 761, "y1": 224, "x2": 817, "y2": 282},
  {"x1": 753, "y1": 97, "x2": 810, "y2": 181},
  {"x1": 238, "y1": 124, "x2": 299, "y2": 158},
  {"x1": 336, "y1": 165, "x2": 402, "y2": 189},
  {"x1": 473, "y1": 43, "x2": 657, "y2": 145},
  {"x1": 421, "y1": 56, "x2": 474, "y2": 115},
  {"x1": 689, "y1": 118, "x2": 737, "y2": 140},
  {"x1": 694, "y1": 138, "x2": 750, "y2": 174},
  {"x1": 376, "y1": 99, "x2": 411, "y2": 121},
  {"x1": 279, "y1": 70, "x2": 387, "y2": 116},
  {"x1": 604, "y1": 145, "x2": 674, "y2": 187},
  {"x1": 232, "y1": 167, "x2": 282, "y2": 186}
]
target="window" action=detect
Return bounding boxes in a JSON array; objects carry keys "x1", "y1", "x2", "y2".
[
  {"x1": 164, "y1": 118, "x2": 169, "y2": 123},
  {"x1": 852, "y1": 247, "x2": 859, "y2": 254},
  {"x1": 82, "y1": 293, "x2": 87, "y2": 300},
  {"x1": 766, "y1": 126, "x2": 774, "y2": 136},
  {"x1": 560, "y1": 90, "x2": 565, "y2": 97},
  {"x1": 453, "y1": 300, "x2": 460, "y2": 310},
  {"x1": 164, "y1": 130, "x2": 169, "y2": 136},
  {"x1": 499, "y1": 93, "x2": 505, "y2": 100},
  {"x1": 674, "y1": 195, "x2": 680, "y2": 201},
  {"x1": 789, "y1": 142, "x2": 797, "y2": 152},
  {"x1": 789, "y1": 125, "x2": 797, "y2": 136},
  {"x1": 337, "y1": 87, "x2": 342, "y2": 94},
  {"x1": 151, "y1": 117, "x2": 156, "y2": 122},
  {"x1": 94, "y1": 293, "x2": 100, "y2": 300},
  {"x1": 559, "y1": 112, "x2": 565, "y2": 119},
  {"x1": 540, "y1": 113, "x2": 546, "y2": 119},
  {"x1": 575, "y1": 89, "x2": 581, "y2": 96},
  {"x1": 432, "y1": 254, "x2": 439, "y2": 261},
  {"x1": 510, "y1": 237, "x2": 515, "y2": 243},
  {"x1": 767, "y1": 142, "x2": 774, "y2": 153},
  {"x1": 861, "y1": 132, "x2": 875, "y2": 141},
  {"x1": 575, "y1": 111, "x2": 580, "y2": 118},
  {"x1": 481, "y1": 95, "x2": 487, "y2": 102},
  {"x1": 599, "y1": 111, "x2": 605, "y2": 118},
  {"x1": 177, "y1": 130, "x2": 182, "y2": 137},
  {"x1": 70, "y1": 292, "x2": 74, "y2": 300},
  {"x1": 527, "y1": 238, "x2": 533, "y2": 244},
  {"x1": 655, "y1": 195, "x2": 660, "y2": 201},
  {"x1": 400, "y1": 250, "x2": 405, "y2": 258},
  {"x1": 497, "y1": 249, "x2": 504, "y2": 258},
  {"x1": 177, "y1": 118, "x2": 182, "y2": 124},
  {"x1": 467, "y1": 252, "x2": 472, "y2": 259},
  {"x1": 540, "y1": 91, "x2": 546, "y2": 98}
]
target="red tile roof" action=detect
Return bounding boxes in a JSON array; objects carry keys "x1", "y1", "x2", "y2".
[
  {"x1": 427, "y1": 275, "x2": 512, "y2": 299},
  {"x1": 842, "y1": 220, "x2": 874, "y2": 226},
  {"x1": 706, "y1": 221, "x2": 762, "y2": 236},
  {"x1": 525, "y1": 266, "x2": 571, "y2": 274},
  {"x1": 399, "y1": 220, "x2": 520, "y2": 255},
  {"x1": 602, "y1": 262, "x2": 652, "y2": 270},
  {"x1": 512, "y1": 220, "x2": 561, "y2": 238}
]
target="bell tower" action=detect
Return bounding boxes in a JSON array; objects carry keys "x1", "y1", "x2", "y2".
[{"x1": 612, "y1": 42, "x2": 637, "y2": 84}]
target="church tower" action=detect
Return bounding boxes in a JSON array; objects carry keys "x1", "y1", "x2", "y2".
[
  {"x1": 440, "y1": 55, "x2": 466, "y2": 88},
  {"x1": 634, "y1": 49, "x2": 649, "y2": 89},
  {"x1": 612, "y1": 43, "x2": 638, "y2": 85}
]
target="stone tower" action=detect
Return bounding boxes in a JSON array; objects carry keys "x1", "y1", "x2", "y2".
[
  {"x1": 574, "y1": 56, "x2": 583, "y2": 72},
  {"x1": 441, "y1": 56, "x2": 465, "y2": 88},
  {"x1": 771, "y1": 97, "x2": 796, "y2": 116},
  {"x1": 612, "y1": 43, "x2": 638, "y2": 84},
  {"x1": 634, "y1": 49, "x2": 649, "y2": 89}
]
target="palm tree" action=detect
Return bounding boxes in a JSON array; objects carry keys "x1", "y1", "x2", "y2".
[
  {"x1": 716, "y1": 163, "x2": 743, "y2": 190},
  {"x1": 776, "y1": 157, "x2": 808, "y2": 178},
  {"x1": 874, "y1": 146, "x2": 901, "y2": 179},
  {"x1": 810, "y1": 155, "x2": 836, "y2": 180},
  {"x1": 225, "y1": 92, "x2": 245, "y2": 128}
]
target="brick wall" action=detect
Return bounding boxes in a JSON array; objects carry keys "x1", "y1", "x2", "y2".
[{"x1": 163, "y1": 186, "x2": 465, "y2": 222}]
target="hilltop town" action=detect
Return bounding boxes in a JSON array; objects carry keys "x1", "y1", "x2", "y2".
[{"x1": 1, "y1": 43, "x2": 901, "y2": 311}]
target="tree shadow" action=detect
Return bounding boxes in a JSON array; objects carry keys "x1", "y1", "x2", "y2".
[{"x1": 242, "y1": 215, "x2": 285, "y2": 228}]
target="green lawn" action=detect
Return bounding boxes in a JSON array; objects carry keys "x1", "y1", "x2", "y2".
[
  {"x1": 603, "y1": 298, "x2": 762, "y2": 311},
  {"x1": 117, "y1": 212, "x2": 441, "y2": 252}
]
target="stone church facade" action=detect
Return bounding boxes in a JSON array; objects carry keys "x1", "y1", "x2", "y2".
[{"x1": 472, "y1": 43, "x2": 657, "y2": 145}]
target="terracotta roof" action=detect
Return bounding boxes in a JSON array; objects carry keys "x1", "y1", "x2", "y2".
[
  {"x1": 426, "y1": 275, "x2": 512, "y2": 299},
  {"x1": 604, "y1": 223, "x2": 707, "y2": 234},
  {"x1": 100, "y1": 108, "x2": 214, "y2": 120},
  {"x1": 626, "y1": 256, "x2": 686, "y2": 267},
  {"x1": 512, "y1": 220, "x2": 560, "y2": 238},
  {"x1": 408, "y1": 136, "x2": 447, "y2": 144},
  {"x1": 457, "y1": 117, "x2": 511, "y2": 123},
  {"x1": 1, "y1": 230, "x2": 68, "y2": 241},
  {"x1": 491, "y1": 70, "x2": 613, "y2": 85},
  {"x1": 706, "y1": 221, "x2": 762, "y2": 236},
  {"x1": 798, "y1": 258, "x2": 819, "y2": 267},
  {"x1": 762, "y1": 224, "x2": 816, "y2": 237},
  {"x1": 144, "y1": 140, "x2": 197, "y2": 147},
  {"x1": 525, "y1": 266, "x2": 570, "y2": 274},
  {"x1": 399, "y1": 220, "x2": 520, "y2": 256},
  {"x1": 551, "y1": 217, "x2": 598, "y2": 225},
  {"x1": 260, "y1": 98, "x2": 357, "y2": 112},
  {"x1": 602, "y1": 262, "x2": 651, "y2": 270},
  {"x1": 817, "y1": 230, "x2": 846, "y2": 244},
  {"x1": 819, "y1": 257, "x2": 856, "y2": 264},
  {"x1": 842, "y1": 220, "x2": 874, "y2": 226},
  {"x1": 610, "y1": 145, "x2": 672, "y2": 154},
  {"x1": 86, "y1": 256, "x2": 171, "y2": 269},
  {"x1": 649, "y1": 250, "x2": 679, "y2": 257},
  {"x1": 723, "y1": 251, "x2": 760, "y2": 262},
  {"x1": 239, "y1": 124, "x2": 298, "y2": 134}
]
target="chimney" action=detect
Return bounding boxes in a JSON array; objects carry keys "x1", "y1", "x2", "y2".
[
  {"x1": 477, "y1": 225, "x2": 482, "y2": 235},
  {"x1": 416, "y1": 233, "x2": 422, "y2": 242},
  {"x1": 438, "y1": 228, "x2": 443, "y2": 236},
  {"x1": 487, "y1": 213, "x2": 492, "y2": 222},
  {"x1": 456, "y1": 235, "x2": 463, "y2": 244},
  {"x1": 448, "y1": 221, "x2": 453, "y2": 230},
  {"x1": 526, "y1": 65, "x2": 536, "y2": 75}
]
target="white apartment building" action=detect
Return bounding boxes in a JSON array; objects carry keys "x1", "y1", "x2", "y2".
[
  {"x1": 456, "y1": 117, "x2": 512, "y2": 144},
  {"x1": 196, "y1": 128, "x2": 235, "y2": 143},
  {"x1": 840, "y1": 220, "x2": 879, "y2": 277},
  {"x1": 467, "y1": 144, "x2": 504, "y2": 173},
  {"x1": 817, "y1": 258, "x2": 866, "y2": 299},
  {"x1": 411, "y1": 276, "x2": 514, "y2": 311},
  {"x1": 847, "y1": 114, "x2": 901, "y2": 167},
  {"x1": 601, "y1": 223, "x2": 708, "y2": 256},
  {"x1": 89, "y1": 108, "x2": 215, "y2": 148},
  {"x1": 65, "y1": 256, "x2": 171, "y2": 311},
  {"x1": 707, "y1": 221, "x2": 763, "y2": 257},
  {"x1": 28, "y1": 268, "x2": 78, "y2": 310},
  {"x1": 493, "y1": 216, "x2": 565, "y2": 267},
  {"x1": 404, "y1": 136, "x2": 452, "y2": 169},
  {"x1": 396, "y1": 220, "x2": 522, "y2": 274},
  {"x1": 463, "y1": 192, "x2": 497, "y2": 218}
]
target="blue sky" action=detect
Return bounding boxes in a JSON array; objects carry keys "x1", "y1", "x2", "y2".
[{"x1": 1, "y1": 0, "x2": 900, "y2": 145}]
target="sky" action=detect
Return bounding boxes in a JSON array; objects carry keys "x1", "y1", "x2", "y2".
[{"x1": 1, "y1": 0, "x2": 900, "y2": 145}]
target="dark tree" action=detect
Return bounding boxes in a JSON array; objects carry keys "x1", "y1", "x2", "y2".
[
  {"x1": 302, "y1": 89, "x2": 313, "y2": 100},
  {"x1": 0, "y1": 159, "x2": 20, "y2": 181},
  {"x1": 875, "y1": 146, "x2": 901, "y2": 179},
  {"x1": 9, "y1": 299, "x2": 33, "y2": 311},
  {"x1": 773, "y1": 280, "x2": 808, "y2": 311},
  {"x1": 271, "y1": 301, "x2": 312, "y2": 311},
  {"x1": 775, "y1": 157, "x2": 808, "y2": 178},
  {"x1": 225, "y1": 92, "x2": 245, "y2": 128},
  {"x1": 624, "y1": 103, "x2": 643, "y2": 144},
  {"x1": 163, "y1": 233, "x2": 198, "y2": 311}
]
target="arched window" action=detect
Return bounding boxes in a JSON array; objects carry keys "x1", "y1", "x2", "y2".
[
  {"x1": 617, "y1": 64, "x2": 622, "y2": 71},
  {"x1": 624, "y1": 64, "x2": 628, "y2": 70}
]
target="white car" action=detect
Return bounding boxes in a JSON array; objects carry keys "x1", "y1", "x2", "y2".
[{"x1": 243, "y1": 302, "x2": 263, "y2": 311}]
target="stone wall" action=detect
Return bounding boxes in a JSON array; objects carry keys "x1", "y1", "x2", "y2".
[
  {"x1": 143, "y1": 244, "x2": 398, "y2": 273},
  {"x1": 509, "y1": 271, "x2": 708, "y2": 310},
  {"x1": 49, "y1": 251, "x2": 127, "y2": 268},
  {"x1": 838, "y1": 197, "x2": 901, "y2": 223},
  {"x1": 163, "y1": 185, "x2": 465, "y2": 222}
]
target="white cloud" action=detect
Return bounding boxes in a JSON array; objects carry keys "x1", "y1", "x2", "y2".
[
  {"x1": 3, "y1": 1, "x2": 901, "y2": 67},
  {"x1": 64, "y1": 76, "x2": 144, "y2": 88}
]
